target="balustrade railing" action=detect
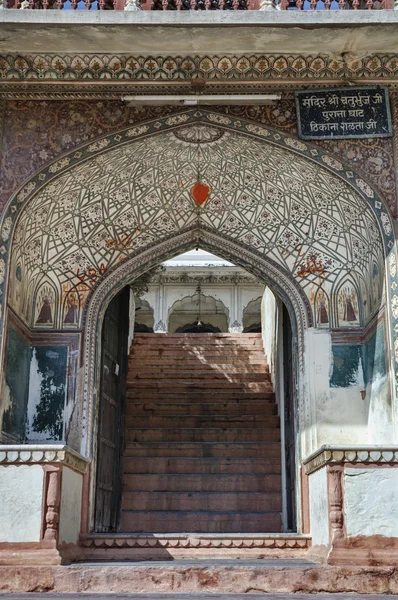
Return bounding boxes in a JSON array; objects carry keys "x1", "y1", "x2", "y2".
[{"x1": 2, "y1": 0, "x2": 393, "y2": 9}]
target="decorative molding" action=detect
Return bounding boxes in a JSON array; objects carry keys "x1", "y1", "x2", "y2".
[
  {"x1": 0, "y1": 445, "x2": 89, "y2": 473},
  {"x1": 80, "y1": 533, "x2": 311, "y2": 550},
  {"x1": 1, "y1": 54, "x2": 398, "y2": 89},
  {"x1": 304, "y1": 445, "x2": 398, "y2": 475}
]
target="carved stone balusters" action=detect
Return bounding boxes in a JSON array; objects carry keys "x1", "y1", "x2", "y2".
[
  {"x1": 43, "y1": 466, "x2": 62, "y2": 542},
  {"x1": 327, "y1": 465, "x2": 345, "y2": 544}
]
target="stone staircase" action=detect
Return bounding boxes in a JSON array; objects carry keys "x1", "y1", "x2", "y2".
[{"x1": 121, "y1": 333, "x2": 282, "y2": 534}]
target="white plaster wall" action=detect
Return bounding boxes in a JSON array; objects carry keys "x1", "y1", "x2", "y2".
[
  {"x1": 59, "y1": 466, "x2": 83, "y2": 545},
  {"x1": 344, "y1": 467, "x2": 398, "y2": 538},
  {"x1": 308, "y1": 466, "x2": 329, "y2": 547},
  {"x1": 0, "y1": 464, "x2": 44, "y2": 542},
  {"x1": 303, "y1": 329, "x2": 369, "y2": 454},
  {"x1": 261, "y1": 287, "x2": 278, "y2": 383},
  {"x1": 367, "y1": 375, "x2": 393, "y2": 444}
]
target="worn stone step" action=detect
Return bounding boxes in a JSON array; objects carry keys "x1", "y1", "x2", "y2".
[
  {"x1": 127, "y1": 372, "x2": 271, "y2": 382},
  {"x1": 126, "y1": 391, "x2": 276, "y2": 402},
  {"x1": 125, "y1": 414, "x2": 280, "y2": 429},
  {"x1": 131, "y1": 345, "x2": 265, "y2": 354},
  {"x1": 128, "y1": 365, "x2": 269, "y2": 375},
  {"x1": 123, "y1": 456, "x2": 281, "y2": 474},
  {"x1": 129, "y1": 358, "x2": 269, "y2": 365},
  {"x1": 127, "y1": 381, "x2": 273, "y2": 391},
  {"x1": 125, "y1": 428, "x2": 280, "y2": 443},
  {"x1": 125, "y1": 402, "x2": 277, "y2": 417},
  {"x1": 123, "y1": 473, "x2": 282, "y2": 493},
  {"x1": 124, "y1": 442, "x2": 281, "y2": 458},
  {"x1": 120, "y1": 510, "x2": 281, "y2": 533},
  {"x1": 122, "y1": 491, "x2": 282, "y2": 511}
]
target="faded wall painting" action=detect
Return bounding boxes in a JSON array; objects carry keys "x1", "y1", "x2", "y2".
[
  {"x1": 7, "y1": 119, "x2": 385, "y2": 334},
  {"x1": 2, "y1": 327, "x2": 31, "y2": 441}
]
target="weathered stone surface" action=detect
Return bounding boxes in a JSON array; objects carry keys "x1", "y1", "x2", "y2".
[{"x1": 2, "y1": 562, "x2": 398, "y2": 594}]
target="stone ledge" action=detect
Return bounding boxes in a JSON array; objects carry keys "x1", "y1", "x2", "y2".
[
  {"x1": 0, "y1": 445, "x2": 89, "y2": 474},
  {"x1": 80, "y1": 532, "x2": 311, "y2": 549},
  {"x1": 1, "y1": 12, "x2": 398, "y2": 54},
  {"x1": 304, "y1": 445, "x2": 398, "y2": 475}
]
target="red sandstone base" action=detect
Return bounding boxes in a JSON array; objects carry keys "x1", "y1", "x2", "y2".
[{"x1": 2, "y1": 563, "x2": 398, "y2": 594}]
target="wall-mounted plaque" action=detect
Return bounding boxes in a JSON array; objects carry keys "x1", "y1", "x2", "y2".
[{"x1": 295, "y1": 87, "x2": 392, "y2": 140}]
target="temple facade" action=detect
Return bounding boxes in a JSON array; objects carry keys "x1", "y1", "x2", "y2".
[{"x1": 1, "y1": 2, "x2": 398, "y2": 593}]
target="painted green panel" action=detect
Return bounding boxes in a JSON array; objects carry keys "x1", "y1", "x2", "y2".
[
  {"x1": 2, "y1": 327, "x2": 31, "y2": 440},
  {"x1": 330, "y1": 345, "x2": 362, "y2": 388},
  {"x1": 362, "y1": 327, "x2": 386, "y2": 386}
]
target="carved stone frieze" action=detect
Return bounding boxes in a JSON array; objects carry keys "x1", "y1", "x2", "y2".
[
  {"x1": 0, "y1": 444, "x2": 89, "y2": 473},
  {"x1": 2, "y1": 54, "x2": 398, "y2": 91},
  {"x1": 80, "y1": 533, "x2": 311, "y2": 549},
  {"x1": 304, "y1": 445, "x2": 398, "y2": 475}
]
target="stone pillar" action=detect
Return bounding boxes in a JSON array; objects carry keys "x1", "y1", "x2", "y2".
[
  {"x1": 327, "y1": 465, "x2": 345, "y2": 544},
  {"x1": 154, "y1": 282, "x2": 167, "y2": 332},
  {"x1": 43, "y1": 466, "x2": 62, "y2": 542}
]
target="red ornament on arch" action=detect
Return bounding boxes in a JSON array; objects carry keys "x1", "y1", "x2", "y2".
[{"x1": 192, "y1": 182, "x2": 210, "y2": 206}]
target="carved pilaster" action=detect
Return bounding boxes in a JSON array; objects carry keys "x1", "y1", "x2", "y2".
[
  {"x1": 43, "y1": 466, "x2": 62, "y2": 542},
  {"x1": 327, "y1": 465, "x2": 345, "y2": 544}
]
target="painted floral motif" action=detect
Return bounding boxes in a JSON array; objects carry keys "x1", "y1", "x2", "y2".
[
  {"x1": 380, "y1": 213, "x2": 392, "y2": 236},
  {"x1": 389, "y1": 252, "x2": 397, "y2": 278},
  {"x1": 1, "y1": 218, "x2": 12, "y2": 242}
]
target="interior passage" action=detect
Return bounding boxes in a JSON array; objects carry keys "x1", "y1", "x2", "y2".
[{"x1": 121, "y1": 333, "x2": 282, "y2": 533}]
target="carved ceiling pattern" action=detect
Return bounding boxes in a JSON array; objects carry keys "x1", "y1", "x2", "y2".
[{"x1": 8, "y1": 115, "x2": 385, "y2": 331}]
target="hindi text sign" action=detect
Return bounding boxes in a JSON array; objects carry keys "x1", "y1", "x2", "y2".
[{"x1": 295, "y1": 87, "x2": 392, "y2": 140}]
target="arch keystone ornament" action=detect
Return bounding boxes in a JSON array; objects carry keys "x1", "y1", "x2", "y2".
[
  {"x1": 192, "y1": 182, "x2": 210, "y2": 206},
  {"x1": 0, "y1": 108, "x2": 397, "y2": 462}
]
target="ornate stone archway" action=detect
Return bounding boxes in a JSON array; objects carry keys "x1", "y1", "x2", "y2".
[{"x1": 1, "y1": 108, "x2": 396, "y2": 462}]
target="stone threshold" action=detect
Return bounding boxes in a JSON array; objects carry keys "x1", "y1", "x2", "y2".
[{"x1": 2, "y1": 561, "x2": 398, "y2": 594}]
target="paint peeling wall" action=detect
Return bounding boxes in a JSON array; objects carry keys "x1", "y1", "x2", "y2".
[
  {"x1": 304, "y1": 321, "x2": 391, "y2": 452},
  {"x1": 2, "y1": 327, "x2": 31, "y2": 441},
  {"x1": 2, "y1": 330, "x2": 68, "y2": 442}
]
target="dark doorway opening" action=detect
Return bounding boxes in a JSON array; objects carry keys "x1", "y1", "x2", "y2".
[{"x1": 94, "y1": 286, "x2": 130, "y2": 533}]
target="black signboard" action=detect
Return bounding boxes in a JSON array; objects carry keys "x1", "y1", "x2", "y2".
[{"x1": 295, "y1": 87, "x2": 392, "y2": 140}]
